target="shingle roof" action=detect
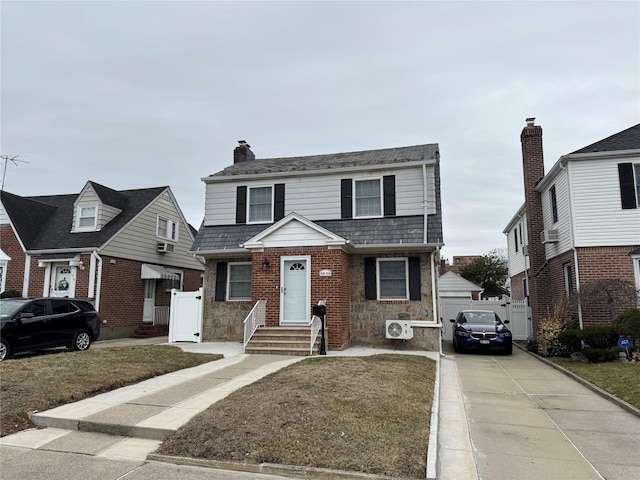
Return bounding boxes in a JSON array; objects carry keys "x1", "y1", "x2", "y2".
[
  {"x1": 1, "y1": 186, "x2": 167, "y2": 251},
  {"x1": 191, "y1": 215, "x2": 443, "y2": 253},
  {"x1": 208, "y1": 144, "x2": 440, "y2": 177},
  {"x1": 571, "y1": 124, "x2": 640, "y2": 154}
]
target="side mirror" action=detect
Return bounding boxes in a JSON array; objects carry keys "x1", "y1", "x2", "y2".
[
  {"x1": 503, "y1": 320, "x2": 510, "y2": 324},
  {"x1": 449, "y1": 319, "x2": 455, "y2": 323},
  {"x1": 17, "y1": 312, "x2": 35, "y2": 319}
]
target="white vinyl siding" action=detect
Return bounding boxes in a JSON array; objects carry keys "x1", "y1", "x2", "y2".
[
  {"x1": 505, "y1": 213, "x2": 529, "y2": 277},
  {"x1": 203, "y1": 164, "x2": 435, "y2": 225},
  {"x1": 571, "y1": 158, "x2": 640, "y2": 246},
  {"x1": 540, "y1": 168, "x2": 572, "y2": 257}
]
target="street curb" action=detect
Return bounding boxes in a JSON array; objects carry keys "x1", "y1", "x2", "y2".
[
  {"x1": 425, "y1": 354, "x2": 440, "y2": 480},
  {"x1": 147, "y1": 454, "x2": 415, "y2": 480},
  {"x1": 514, "y1": 342, "x2": 640, "y2": 419}
]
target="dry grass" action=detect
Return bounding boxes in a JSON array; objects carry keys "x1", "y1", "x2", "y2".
[
  {"x1": 158, "y1": 354, "x2": 436, "y2": 479},
  {"x1": 0, "y1": 346, "x2": 219, "y2": 436},
  {"x1": 549, "y1": 358, "x2": 640, "y2": 409}
]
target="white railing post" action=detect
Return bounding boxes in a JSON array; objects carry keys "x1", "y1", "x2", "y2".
[{"x1": 243, "y1": 300, "x2": 266, "y2": 351}]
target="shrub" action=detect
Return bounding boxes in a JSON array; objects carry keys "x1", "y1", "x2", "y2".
[
  {"x1": 526, "y1": 340, "x2": 539, "y2": 354},
  {"x1": 612, "y1": 309, "x2": 640, "y2": 343},
  {"x1": 578, "y1": 326, "x2": 617, "y2": 349},
  {"x1": 0, "y1": 290, "x2": 21, "y2": 299},
  {"x1": 536, "y1": 301, "x2": 577, "y2": 357},
  {"x1": 557, "y1": 329, "x2": 582, "y2": 353},
  {"x1": 581, "y1": 347, "x2": 619, "y2": 363}
]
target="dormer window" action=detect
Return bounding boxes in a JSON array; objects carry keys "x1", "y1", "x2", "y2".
[
  {"x1": 75, "y1": 205, "x2": 97, "y2": 231},
  {"x1": 157, "y1": 216, "x2": 179, "y2": 241}
]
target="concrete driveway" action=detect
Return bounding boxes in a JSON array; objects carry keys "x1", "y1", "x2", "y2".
[{"x1": 438, "y1": 340, "x2": 640, "y2": 480}]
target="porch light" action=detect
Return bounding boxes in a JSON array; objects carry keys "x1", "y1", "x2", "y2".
[{"x1": 262, "y1": 259, "x2": 270, "y2": 272}]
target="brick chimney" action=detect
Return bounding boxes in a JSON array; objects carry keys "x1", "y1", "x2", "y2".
[
  {"x1": 520, "y1": 117, "x2": 550, "y2": 334},
  {"x1": 234, "y1": 140, "x2": 255, "y2": 164}
]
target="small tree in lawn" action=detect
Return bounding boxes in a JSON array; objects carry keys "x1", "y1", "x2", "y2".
[{"x1": 458, "y1": 249, "x2": 509, "y2": 297}]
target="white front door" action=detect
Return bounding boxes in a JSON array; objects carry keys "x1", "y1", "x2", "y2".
[
  {"x1": 51, "y1": 264, "x2": 76, "y2": 298},
  {"x1": 143, "y1": 279, "x2": 156, "y2": 323},
  {"x1": 280, "y1": 256, "x2": 310, "y2": 324}
]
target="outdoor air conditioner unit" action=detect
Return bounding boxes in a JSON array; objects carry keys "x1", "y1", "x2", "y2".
[
  {"x1": 540, "y1": 229, "x2": 559, "y2": 244},
  {"x1": 157, "y1": 242, "x2": 175, "y2": 253},
  {"x1": 522, "y1": 245, "x2": 529, "y2": 256},
  {"x1": 385, "y1": 320, "x2": 413, "y2": 340}
]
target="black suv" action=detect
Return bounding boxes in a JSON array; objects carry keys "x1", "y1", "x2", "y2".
[{"x1": 0, "y1": 297, "x2": 101, "y2": 361}]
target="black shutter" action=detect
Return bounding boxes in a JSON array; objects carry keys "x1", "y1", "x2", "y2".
[
  {"x1": 341, "y1": 179, "x2": 352, "y2": 219},
  {"x1": 618, "y1": 163, "x2": 637, "y2": 209},
  {"x1": 274, "y1": 184, "x2": 285, "y2": 221},
  {"x1": 236, "y1": 186, "x2": 247, "y2": 224},
  {"x1": 364, "y1": 257, "x2": 377, "y2": 300},
  {"x1": 383, "y1": 175, "x2": 396, "y2": 217},
  {"x1": 408, "y1": 256, "x2": 421, "y2": 301},
  {"x1": 215, "y1": 262, "x2": 227, "y2": 301}
]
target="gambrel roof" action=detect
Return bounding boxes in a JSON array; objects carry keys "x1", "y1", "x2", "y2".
[
  {"x1": 571, "y1": 123, "x2": 640, "y2": 154},
  {"x1": 206, "y1": 144, "x2": 440, "y2": 178},
  {"x1": 1, "y1": 182, "x2": 167, "y2": 251}
]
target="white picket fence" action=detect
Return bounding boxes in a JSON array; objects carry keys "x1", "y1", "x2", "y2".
[{"x1": 439, "y1": 298, "x2": 532, "y2": 340}]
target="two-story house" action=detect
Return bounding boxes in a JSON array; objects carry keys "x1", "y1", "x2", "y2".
[
  {"x1": 0, "y1": 181, "x2": 204, "y2": 339},
  {"x1": 191, "y1": 141, "x2": 444, "y2": 352},
  {"x1": 504, "y1": 120, "x2": 640, "y2": 335}
]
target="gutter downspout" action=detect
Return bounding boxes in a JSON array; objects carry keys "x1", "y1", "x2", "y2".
[
  {"x1": 423, "y1": 164, "x2": 428, "y2": 244},
  {"x1": 22, "y1": 254, "x2": 31, "y2": 297},
  {"x1": 561, "y1": 160, "x2": 583, "y2": 329},
  {"x1": 92, "y1": 251, "x2": 103, "y2": 311}
]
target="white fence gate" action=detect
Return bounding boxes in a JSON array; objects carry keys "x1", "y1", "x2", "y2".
[
  {"x1": 168, "y1": 288, "x2": 204, "y2": 343},
  {"x1": 439, "y1": 297, "x2": 531, "y2": 341}
]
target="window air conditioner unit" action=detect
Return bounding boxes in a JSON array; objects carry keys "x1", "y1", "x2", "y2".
[
  {"x1": 540, "y1": 229, "x2": 559, "y2": 244},
  {"x1": 522, "y1": 245, "x2": 529, "y2": 256},
  {"x1": 157, "y1": 242, "x2": 174, "y2": 253},
  {"x1": 385, "y1": 320, "x2": 413, "y2": 340}
]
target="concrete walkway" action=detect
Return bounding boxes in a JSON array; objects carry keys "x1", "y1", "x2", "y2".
[{"x1": 437, "y1": 341, "x2": 640, "y2": 480}]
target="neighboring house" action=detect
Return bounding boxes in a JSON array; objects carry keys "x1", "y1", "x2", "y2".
[
  {"x1": 504, "y1": 120, "x2": 640, "y2": 334},
  {"x1": 191, "y1": 141, "x2": 444, "y2": 351},
  {"x1": 438, "y1": 255, "x2": 481, "y2": 275},
  {"x1": 0, "y1": 181, "x2": 204, "y2": 339}
]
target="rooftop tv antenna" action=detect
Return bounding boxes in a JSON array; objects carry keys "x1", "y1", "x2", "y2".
[{"x1": 1, "y1": 155, "x2": 27, "y2": 190}]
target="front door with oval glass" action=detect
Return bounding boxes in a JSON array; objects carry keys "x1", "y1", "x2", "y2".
[
  {"x1": 51, "y1": 264, "x2": 76, "y2": 298},
  {"x1": 280, "y1": 257, "x2": 310, "y2": 324}
]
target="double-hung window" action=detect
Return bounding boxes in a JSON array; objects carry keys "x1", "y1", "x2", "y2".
[
  {"x1": 165, "y1": 270, "x2": 182, "y2": 292},
  {"x1": 157, "y1": 216, "x2": 179, "y2": 241},
  {"x1": 377, "y1": 258, "x2": 409, "y2": 300},
  {"x1": 564, "y1": 263, "x2": 573, "y2": 295},
  {"x1": 354, "y1": 179, "x2": 382, "y2": 217},
  {"x1": 76, "y1": 205, "x2": 97, "y2": 230},
  {"x1": 227, "y1": 263, "x2": 252, "y2": 300},
  {"x1": 248, "y1": 186, "x2": 273, "y2": 223},
  {"x1": 550, "y1": 186, "x2": 558, "y2": 223},
  {"x1": 617, "y1": 162, "x2": 640, "y2": 209}
]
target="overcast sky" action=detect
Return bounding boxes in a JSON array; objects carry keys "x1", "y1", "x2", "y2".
[{"x1": 2, "y1": 1, "x2": 638, "y2": 261}]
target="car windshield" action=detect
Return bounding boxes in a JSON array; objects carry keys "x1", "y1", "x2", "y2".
[
  {"x1": 461, "y1": 312, "x2": 500, "y2": 325},
  {"x1": 0, "y1": 299, "x2": 29, "y2": 319}
]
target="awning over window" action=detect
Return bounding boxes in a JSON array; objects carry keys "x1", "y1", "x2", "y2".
[{"x1": 141, "y1": 263, "x2": 179, "y2": 280}]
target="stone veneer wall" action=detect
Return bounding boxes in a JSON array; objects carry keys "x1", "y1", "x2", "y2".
[{"x1": 350, "y1": 252, "x2": 440, "y2": 351}]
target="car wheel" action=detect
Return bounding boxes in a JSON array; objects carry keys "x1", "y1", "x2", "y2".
[
  {"x1": 0, "y1": 338, "x2": 10, "y2": 361},
  {"x1": 505, "y1": 345, "x2": 513, "y2": 355},
  {"x1": 71, "y1": 329, "x2": 91, "y2": 351}
]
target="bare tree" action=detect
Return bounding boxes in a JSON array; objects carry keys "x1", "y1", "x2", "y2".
[{"x1": 572, "y1": 278, "x2": 640, "y2": 323}]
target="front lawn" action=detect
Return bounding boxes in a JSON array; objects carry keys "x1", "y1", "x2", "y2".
[
  {"x1": 549, "y1": 358, "x2": 640, "y2": 409},
  {"x1": 158, "y1": 354, "x2": 436, "y2": 479},
  {"x1": 0, "y1": 346, "x2": 219, "y2": 436}
]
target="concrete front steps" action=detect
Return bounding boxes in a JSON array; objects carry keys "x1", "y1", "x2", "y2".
[
  {"x1": 130, "y1": 324, "x2": 169, "y2": 339},
  {"x1": 245, "y1": 326, "x2": 324, "y2": 356}
]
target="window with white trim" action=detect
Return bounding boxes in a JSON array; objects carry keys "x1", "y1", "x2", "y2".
[
  {"x1": 227, "y1": 262, "x2": 252, "y2": 300},
  {"x1": 354, "y1": 178, "x2": 382, "y2": 217},
  {"x1": 76, "y1": 205, "x2": 97, "y2": 230},
  {"x1": 165, "y1": 271, "x2": 182, "y2": 292},
  {"x1": 157, "y1": 216, "x2": 179, "y2": 241},
  {"x1": 564, "y1": 263, "x2": 573, "y2": 295},
  {"x1": 377, "y1": 258, "x2": 408, "y2": 300},
  {"x1": 248, "y1": 186, "x2": 273, "y2": 223}
]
